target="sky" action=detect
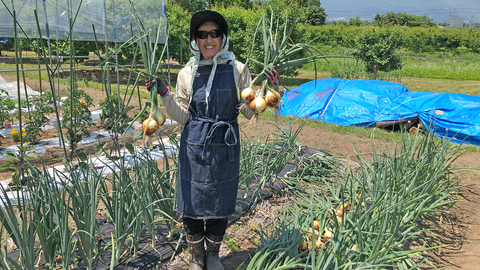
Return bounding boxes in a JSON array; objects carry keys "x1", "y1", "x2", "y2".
[{"x1": 321, "y1": 0, "x2": 480, "y2": 24}]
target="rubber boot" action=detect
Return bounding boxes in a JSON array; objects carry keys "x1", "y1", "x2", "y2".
[
  {"x1": 186, "y1": 232, "x2": 206, "y2": 270},
  {"x1": 205, "y1": 233, "x2": 224, "y2": 270}
]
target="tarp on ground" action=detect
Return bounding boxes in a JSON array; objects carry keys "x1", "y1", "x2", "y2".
[{"x1": 280, "y1": 78, "x2": 480, "y2": 146}]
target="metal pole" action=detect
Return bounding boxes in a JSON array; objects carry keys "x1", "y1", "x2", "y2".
[
  {"x1": 164, "y1": 0, "x2": 170, "y2": 85},
  {"x1": 112, "y1": 0, "x2": 121, "y2": 108},
  {"x1": 104, "y1": 0, "x2": 110, "y2": 96}
]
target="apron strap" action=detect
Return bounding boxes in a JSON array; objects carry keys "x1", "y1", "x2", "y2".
[{"x1": 191, "y1": 115, "x2": 238, "y2": 162}]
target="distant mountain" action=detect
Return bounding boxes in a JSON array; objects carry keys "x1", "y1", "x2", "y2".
[{"x1": 322, "y1": 0, "x2": 479, "y2": 24}]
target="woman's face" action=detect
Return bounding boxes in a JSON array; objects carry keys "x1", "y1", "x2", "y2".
[{"x1": 196, "y1": 21, "x2": 222, "y2": 60}]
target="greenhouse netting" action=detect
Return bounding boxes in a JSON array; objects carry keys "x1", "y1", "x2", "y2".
[{"x1": 0, "y1": 0, "x2": 167, "y2": 43}]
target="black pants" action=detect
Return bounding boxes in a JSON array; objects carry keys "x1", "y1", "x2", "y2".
[{"x1": 183, "y1": 217, "x2": 228, "y2": 237}]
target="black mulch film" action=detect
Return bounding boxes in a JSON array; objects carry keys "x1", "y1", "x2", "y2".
[{"x1": 5, "y1": 147, "x2": 329, "y2": 269}]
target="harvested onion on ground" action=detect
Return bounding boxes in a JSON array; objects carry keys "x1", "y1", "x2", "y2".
[
  {"x1": 323, "y1": 230, "x2": 333, "y2": 241},
  {"x1": 314, "y1": 220, "x2": 320, "y2": 231}
]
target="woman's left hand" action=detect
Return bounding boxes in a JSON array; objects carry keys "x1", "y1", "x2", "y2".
[{"x1": 264, "y1": 67, "x2": 277, "y2": 86}]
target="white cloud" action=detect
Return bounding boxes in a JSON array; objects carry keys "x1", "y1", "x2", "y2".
[{"x1": 329, "y1": 17, "x2": 347, "y2": 21}]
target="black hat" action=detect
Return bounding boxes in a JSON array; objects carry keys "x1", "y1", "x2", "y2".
[{"x1": 189, "y1": 10, "x2": 228, "y2": 44}]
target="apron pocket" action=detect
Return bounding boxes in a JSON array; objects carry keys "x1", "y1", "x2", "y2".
[{"x1": 185, "y1": 141, "x2": 212, "y2": 183}]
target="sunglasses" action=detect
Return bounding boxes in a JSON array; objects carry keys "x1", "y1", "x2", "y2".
[{"x1": 195, "y1": 29, "x2": 222, "y2": 39}]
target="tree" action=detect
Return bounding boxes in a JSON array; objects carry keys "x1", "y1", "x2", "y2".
[
  {"x1": 333, "y1": 16, "x2": 370, "y2": 27},
  {"x1": 172, "y1": 0, "x2": 252, "y2": 10},
  {"x1": 173, "y1": 0, "x2": 206, "y2": 12},
  {"x1": 267, "y1": 0, "x2": 326, "y2": 26},
  {"x1": 374, "y1": 12, "x2": 436, "y2": 27},
  {"x1": 305, "y1": 6, "x2": 327, "y2": 26},
  {"x1": 352, "y1": 28, "x2": 402, "y2": 80}
]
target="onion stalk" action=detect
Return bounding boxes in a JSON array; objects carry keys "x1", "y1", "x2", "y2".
[{"x1": 116, "y1": 8, "x2": 169, "y2": 143}]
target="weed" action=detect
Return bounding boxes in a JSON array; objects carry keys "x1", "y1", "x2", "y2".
[{"x1": 225, "y1": 234, "x2": 239, "y2": 252}]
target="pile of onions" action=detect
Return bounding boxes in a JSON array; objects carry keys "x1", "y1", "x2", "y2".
[{"x1": 299, "y1": 220, "x2": 326, "y2": 252}]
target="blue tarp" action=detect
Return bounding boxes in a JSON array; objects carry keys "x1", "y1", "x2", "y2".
[{"x1": 280, "y1": 78, "x2": 480, "y2": 146}]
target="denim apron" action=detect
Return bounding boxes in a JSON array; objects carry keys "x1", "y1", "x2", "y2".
[{"x1": 175, "y1": 62, "x2": 240, "y2": 219}]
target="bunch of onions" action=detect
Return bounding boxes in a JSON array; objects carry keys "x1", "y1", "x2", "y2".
[
  {"x1": 140, "y1": 82, "x2": 166, "y2": 140},
  {"x1": 120, "y1": 16, "x2": 168, "y2": 143},
  {"x1": 239, "y1": 8, "x2": 332, "y2": 116},
  {"x1": 241, "y1": 78, "x2": 281, "y2": 115}
]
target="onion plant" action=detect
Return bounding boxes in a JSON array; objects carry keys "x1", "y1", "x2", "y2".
[
  {"x1": 27, "y1": 164, "x2": 62, "y2": 270},
  {"x1": 242, "y1": 128, "x2": 463, "y2": 269},
  {"x1": 68, "y1": 165, "x2": 104, "y2": 269},
  {"x1": 147, "y1": 131, "x2": 182, "y2": 237},
  {"x1": 36, "y1": 170, "x2": 76, "y2": 270},
  {"x1": 239, "y1": 120, "x2": 306, "y2": 202},
  {"x1": 0, "y1": 175, "x2": 38, "y2": 269},
  {"x1": 100, "y1": 6, "x2": 169, "y2": 142},
  {"x1": 97, "y1": 156, "x2": 142, "y2": 268}
]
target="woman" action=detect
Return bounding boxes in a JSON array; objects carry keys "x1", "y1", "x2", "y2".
[{"x1": 147, "y1": 10, "x2": 276, "y2": 270}]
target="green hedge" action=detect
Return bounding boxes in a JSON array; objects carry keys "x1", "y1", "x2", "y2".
[{"x1": 306, "y1": 25, "x2": 480, "y2": 54}]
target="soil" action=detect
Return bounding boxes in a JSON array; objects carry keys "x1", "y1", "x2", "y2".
[{"x1": 1, "y1": 73, "x2": 479, "y2": 269}]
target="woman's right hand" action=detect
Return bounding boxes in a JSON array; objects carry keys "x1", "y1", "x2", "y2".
[{"x1": 146, "y1": 76, "x2": 169, "y2": 96}]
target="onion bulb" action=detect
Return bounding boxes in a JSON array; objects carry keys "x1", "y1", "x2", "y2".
[
  {"x1": 142, "y1": 110, "x2": 165, "y2": 136},
  {"x1": 250, "y1": 96, "x2": 267, "y2": 114},
  {"x1": 299, "y1": 239, "x2": 308, "y2": 251},
  {"x1": 314, "y1": 220, "x2": 320, "y2": 231},
  {"x1": 307, "y1": 241, "x2": 312, "y2": 249},
  {"x1": 307, "y1": 228, "x2": 314, "y2": 238},
  {"x1": 241, "y1": 87, "x2": 255, "y2": 103},
  {"x1": 155, "y1": 110, "x2": 166, "y2": 126},
  {"x1": 315, "y1": 240, "x2": 324, "y2": 250},
  {"x1": 265, "y1": 90, "x2": 280, "y2": 108},
  {"x1": 335, "y1": 204, "x2": 351, "y2": 216},
  {"x1": 323, "y1": 230, "x2": 333, "y2": 241},
  {"x1": 142, "y1": 117, "x2": 159, "y2": 135},
  {"x1": 336, "y1": 216, "x2": 343, "y2": 225}
]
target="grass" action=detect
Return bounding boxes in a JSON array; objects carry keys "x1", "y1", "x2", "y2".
[
  {"x1": 400, "y1": 58, "x2": 480, "y2": 81},
  {"x1": 401, "y1": 77, "x2": 480, "y2": 96},
  {"x1": 399, "y1": 48, "x2": 480, "y2": 61}
]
